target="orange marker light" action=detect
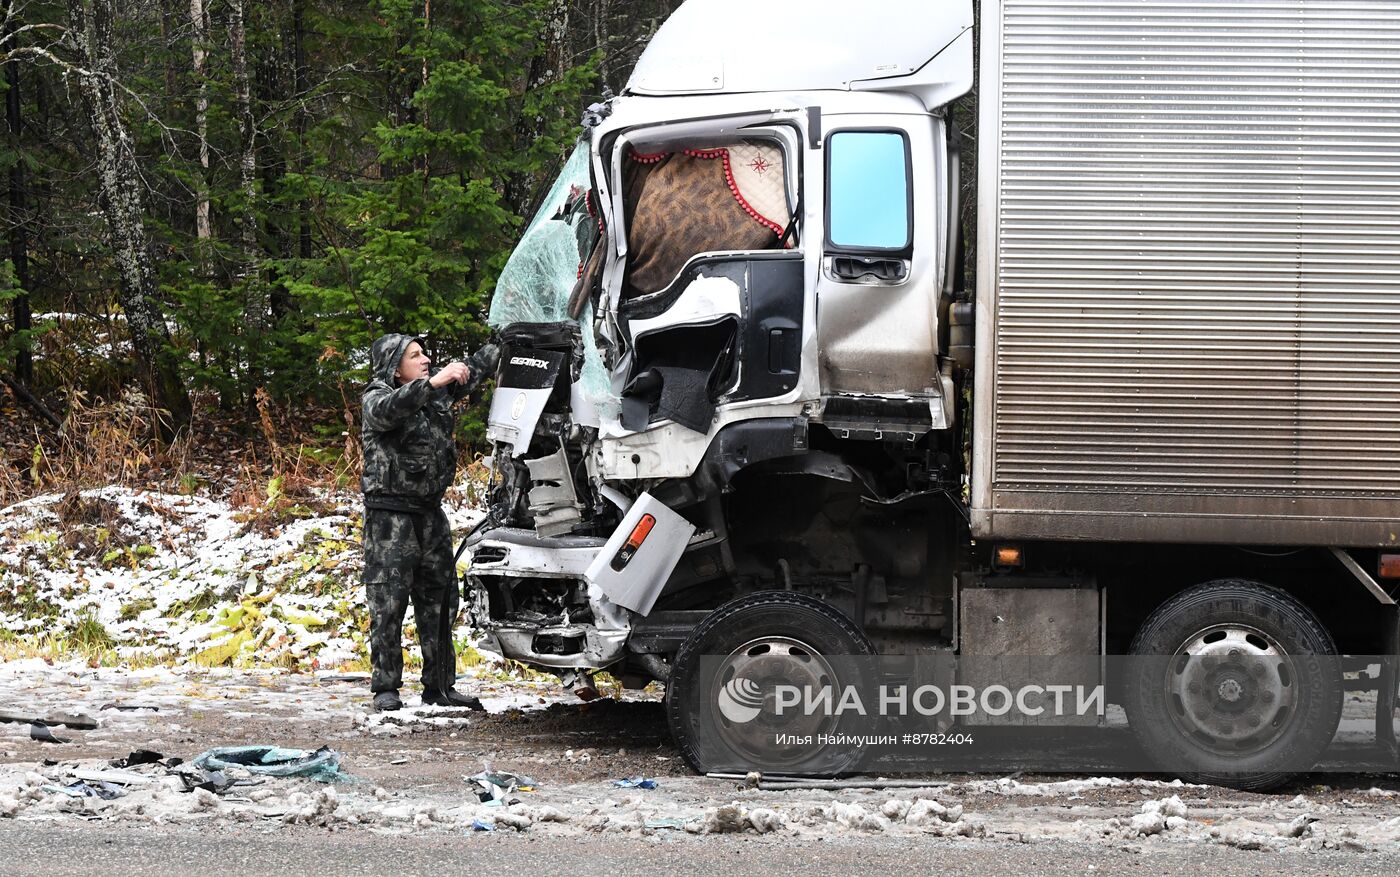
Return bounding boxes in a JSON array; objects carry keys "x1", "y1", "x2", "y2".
[
  {"x1": 994, "y1": 545, "x2": 1024, "y2": 568},
  {"x1": 611, "y1": 514, "x2": 657, "y2": 571},
  {"x1": 1380, "y1": 554, "x2": 1400, "y2": 579},
  {"x1": 626, "y1": 514, "x2": 656, "y2": 550}
]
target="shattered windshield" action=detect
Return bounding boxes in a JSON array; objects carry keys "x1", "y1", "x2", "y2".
[{"x1": 489, "y1": 141, "x2": 615, "y2": 414}]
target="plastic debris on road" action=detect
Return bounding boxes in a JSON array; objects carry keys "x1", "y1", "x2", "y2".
[
  {"x1": 53, "y1": 780, "x2": 125, "y2": 800},
  {"x1": 611, "y1": 777, "x2": 658, "y2": 789},
  {"x1": 465, "y1": 770, "x2": 538, "y2": 804},
  {"x1": 29, "y1": 724, "x2": 69, "y2": 744},
  {"x1": 170, "y1": 766, "x2": 234, "y2": 794},
  {"x1": 109, "y1": 749, "x2": 166, "y2": 769},
  {"x1": 71, "y1": 767, "x2": 152, "y2": 786},
  {"x1": 1, "y1": 710, "x2": 97, "y2": 729},
  {"x1": 191, "y1": 745, "x2": 350, "y2": 783}
]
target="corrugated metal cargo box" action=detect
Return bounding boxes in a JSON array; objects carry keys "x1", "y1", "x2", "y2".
[{"x1": 971, "y1": 0, "x2": 1400, "y2": 546}]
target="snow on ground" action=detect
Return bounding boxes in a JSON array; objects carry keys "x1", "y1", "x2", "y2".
[
  {"x1": 1, "y1": 661, "x2": 1398, "y2": 851},
  {"x1": 5, "y1": 488, "x2": 1400, "y2": 853},
  {"x1": 0, "y1": 486, "x2": 480, "y2": 669},
  {"x1": 0, "y1": 659, "x2": 578, "y2": 831}
]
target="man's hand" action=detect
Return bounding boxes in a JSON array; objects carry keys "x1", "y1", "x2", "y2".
[{"x1": 429, "y1": 361, "x2": 470, "y2": 388}]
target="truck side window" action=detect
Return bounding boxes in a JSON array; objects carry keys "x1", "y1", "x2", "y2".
[{"x1": 826, "y1": 131, "x2": 912, "y2": 253}]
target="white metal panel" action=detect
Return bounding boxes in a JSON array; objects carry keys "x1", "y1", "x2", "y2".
[
  {"x1": 586, "y1": 492, "x2": 696, "y2": 616},
  {"x1": 979, "y1": 0, "x2": 1400, "y2": 542},
  {"x1": 626, "y1": 0, "x2": 970, "y2": 97}
]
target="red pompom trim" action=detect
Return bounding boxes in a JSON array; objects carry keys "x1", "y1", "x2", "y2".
[
  {"x1": 584, "y1": 190, "x2": 604, "y2": 235},
  {"x1": 632, "y1": 146, "x2": 788, "y2": 240},
  {"x1": 700, "y1": 148, "x2": 785, "y2": 238}
]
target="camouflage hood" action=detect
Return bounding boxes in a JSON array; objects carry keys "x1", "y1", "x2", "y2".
[{"x1": 369, "y1": 333, "x2": 423, "y2": 387}]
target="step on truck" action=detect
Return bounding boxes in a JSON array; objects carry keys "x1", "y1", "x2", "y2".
[{"x1": 463, "y1": 0, "x2": 1400, "y2": 788}]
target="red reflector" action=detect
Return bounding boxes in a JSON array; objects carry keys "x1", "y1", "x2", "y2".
[
  {"x1": 1381, "y1": 554, "x2": 1400, "y2": 579},
  {"x1": 625, "y1": 514, "x2": 656, "y2": 550}
]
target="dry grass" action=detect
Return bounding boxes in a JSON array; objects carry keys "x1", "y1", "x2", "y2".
[
  {"x1": 0, "y1": 629, "x2": 171, "y2": 669},
  {"x1": 0, "y1": 384, "x2": 365, "y2": 515},
  {"x1": 0, "y1": 389, "x2": 193, "y2": 505},
  {"x1": 219, "y1": 388, "x2": 363, "y2": 530},
  {"x1": 0, "y1": 390, "x2": 159, "y2": 505}
]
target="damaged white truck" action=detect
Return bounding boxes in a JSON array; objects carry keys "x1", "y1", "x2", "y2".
[{"x1": 464, "y1": 0, "x2": 1400, "y2": 787}]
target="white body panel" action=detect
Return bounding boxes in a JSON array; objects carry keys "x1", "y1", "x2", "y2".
[
  {"x1": 585, "y1": 492, "x2": 697, "y2": 616},
  {"x1": 627, "y1": 0, "x2": 971, "y2": 106}
]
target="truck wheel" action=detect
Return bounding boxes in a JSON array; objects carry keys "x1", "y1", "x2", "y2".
[
  {"x1": 1124, "y1": 580, "x2": 1342, "y2": 791},
  {"x1": 666, "y1": 591, "x2": 877, "y2": 775}
]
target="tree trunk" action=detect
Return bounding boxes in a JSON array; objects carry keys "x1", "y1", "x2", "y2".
[
  {"x1": 593, "y1": 0, "x2": 610, "y2": 89},
  {"x1": 256, "y1": 31, "x2": 288, "y2": 319},
  {"x1": 65, "y1": 0, "x2": 191, "y2": 436},
  {"x1": 3, "y1": 0, "x2": 31, "y2": 383},
  {"x1": 230, "y1": 0, "x2": 258, "y2": 295},
  {"x1": 293, "y1": 0, "x2": 310, "y2": 262},
  {"x1": 230, "y1": 0, "x2": 262, "y2": 394},
  {"x1": 159, "y1": 0, "x2": 176, "y2": 98},
  {"x1": 189, "y1": 0, "x2": 210, "y2": 250},
  {"x1": 419, "y1": 0, "x2": 429, "y2": 185},
  {"x1": 504, "y1": 0, "x2": 569, "y2": 214}
]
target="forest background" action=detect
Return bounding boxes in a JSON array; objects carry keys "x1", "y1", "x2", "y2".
[{"x1": 0, "y1": 0, "x2": 689, "y2": 503}]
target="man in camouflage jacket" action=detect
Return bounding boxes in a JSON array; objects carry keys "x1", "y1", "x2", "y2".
[{"x1": 361, "y1": 333, "x2": 499, "y2": 712}]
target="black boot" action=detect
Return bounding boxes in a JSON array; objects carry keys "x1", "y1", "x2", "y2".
[
  {"x1": 422, "y1": 688, "x2": 485, "y2": 711},
  {"x1": 373, "y1": 690, "x2": 402, "y2": 712}
]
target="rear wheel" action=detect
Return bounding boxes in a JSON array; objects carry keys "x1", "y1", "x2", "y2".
[
  {"x1": 1124, "y1": 579, "x2": 1342, "y2": 791},
  {"x1": 666, "y1": 591, "x2": 876, "y2": 775}
]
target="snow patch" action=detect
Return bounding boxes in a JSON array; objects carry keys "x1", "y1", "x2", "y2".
[{"x1": 0, "y1": 486, "x2": 482, "y2": 669}]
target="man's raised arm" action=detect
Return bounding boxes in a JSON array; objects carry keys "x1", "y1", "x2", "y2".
[{"x1": 361, "y1": 378, "x2": 433, "y2": 432}]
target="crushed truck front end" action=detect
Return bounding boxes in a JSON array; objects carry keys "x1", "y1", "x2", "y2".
[{"x1": 463, "y1": 0, "x2": 977, "y2": 681}]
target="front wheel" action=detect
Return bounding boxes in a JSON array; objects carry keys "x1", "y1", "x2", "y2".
[
  {"x1": 1124, "y1": 579, "x2": 1342, "y2": 791},
  {"x1": 666, "y1": 591, "x2": 877, "y2": 775}
]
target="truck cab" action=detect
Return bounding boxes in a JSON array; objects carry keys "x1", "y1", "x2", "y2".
[
  {"x1": 465, "y1": 0, "x2": 1400, "y2": 787},
  {"x1": 471, "y1": 1, "x2": 974, "y2": 673}
]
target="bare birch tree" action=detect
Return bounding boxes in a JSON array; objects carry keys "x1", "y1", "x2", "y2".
[
  {"x1": 65, "y1": 0, "x2": 191, "y2": 435},
  {"x1": 190, "y1": 0, "x2": 210, "y2": 248}
]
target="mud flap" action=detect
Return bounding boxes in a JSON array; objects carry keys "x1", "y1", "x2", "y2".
[{"x1": 585, "y1": 492, "x2": 695, "y2": 616}]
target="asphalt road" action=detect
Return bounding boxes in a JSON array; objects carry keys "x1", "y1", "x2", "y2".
[
  {"x1": 4, "y1": 664, "x2": 1398, "y2": 875},
  {"x1": 1, "y1": 824, "x2": 1395, "y2": 877}
]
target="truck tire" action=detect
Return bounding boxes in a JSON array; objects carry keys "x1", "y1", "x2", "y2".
[
  {"x1": 1124, "y1": 580, "x2": 1342, "y2": 791},
  {"x1": 666, "y1": 591, "x2": 877, "y2": 775}
]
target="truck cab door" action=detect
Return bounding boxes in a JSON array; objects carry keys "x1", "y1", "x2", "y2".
[
  {"x1": 604, "y1": 123, "x2": 805, "y2": 437},
  {"x1": 815, "y1": 116, "x2": 948, "y2": 418}
]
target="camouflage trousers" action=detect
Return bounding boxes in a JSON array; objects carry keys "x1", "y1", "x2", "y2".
[{"x1": 362, "y1": 507, "x2": 460, "y2": 695}]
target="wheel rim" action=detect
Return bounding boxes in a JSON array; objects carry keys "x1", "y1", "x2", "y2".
[
  {"x1": 1164, "y1": 624, "x2": 1299, "y2": 755},
  {"x1": 709, "y1": 635, "x2": 843, "y2": 766}
]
